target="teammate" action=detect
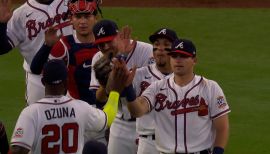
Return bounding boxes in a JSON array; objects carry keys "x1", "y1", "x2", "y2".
[
  {"x1": 0, "y1": 121, "x2": 9, "y2": 154},
  {"x1": 127, "y1": 38, "x2": 230, "y2": 154},
  {"x1": 134, "y1": 28, "x2": 178, "y2": 154},
  {"x1": 10, "y1": 58, "x2": 130, "y2": 154},
  {"x1": 90, "y1": 19, "x2": 154, "y2": 154},
  {"x1": 0, "y1": 0, "x2": 73, "y2": 105},
  {"x1": 31, "y1": 0, "x2": 100, "y2": 105}
]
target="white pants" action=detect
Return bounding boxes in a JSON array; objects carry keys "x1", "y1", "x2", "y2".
[
  {"x1": 137, "y1": 136, "x2": 159, "y2": 154},
  {"x1": 25, "y1": 72, "x2": 45, "y2": 105},
  {"x1": 108, "y1": 118, "x2": 138, "y2": 154}
]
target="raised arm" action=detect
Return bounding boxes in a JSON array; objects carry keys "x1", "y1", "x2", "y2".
[
  {"x1": 31, "y1": 27, "x2": 62, "y2": 74},
  {"x1": 127, "y1": 95, "x2": 150, "y2": 118},
  {"x1": 102, "y1": 58, "x2": 130, "y2": 126}
]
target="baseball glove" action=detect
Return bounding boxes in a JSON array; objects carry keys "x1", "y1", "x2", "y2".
[{"x1": 93, "y1": 54, "x2": 113, "y2": 87}]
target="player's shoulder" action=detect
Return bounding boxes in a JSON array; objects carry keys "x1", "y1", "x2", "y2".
[
  {"x1": 136, "y1": 64, "x2": 151, "y2": 74},
  {"x1": 135, "y1": 41, "x2": 153, "y2": 51},
  {"x1": 199, "y1": 75, "x2": 222, "y2": 90},
  {"x1": 11, "y1": 3, "x2": 29, "y2": 19},
  {"x1": 92, "y1": 51, "x2": 103, "y2": 61}
]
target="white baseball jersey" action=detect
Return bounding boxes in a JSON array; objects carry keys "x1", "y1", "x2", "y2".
[
  {"x1": 7, "y1": 0, "x2": 73, "y2": 104},
  {"x1": 11, "y1": 95, "x2": 107, "y2": 154},
  {"x1": 142, "y1": 74, "x2": 231, "y2": 153},
  {"x1": 90, "y1": 41, "x2": 154, "y2": 93},
  {"x1": 133, "y1": 64, "x2": 170, "y2": 135},
  {"x1": 90, "y1": 41, "x2": 154, "y2": 154}
]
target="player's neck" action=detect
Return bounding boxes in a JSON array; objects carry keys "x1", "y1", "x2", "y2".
[
  {"x1": 157, "y1": 64, "x2": 172, "y2": 75},
  {"x1": 174, "y1": 72, "x2": 195, "y2": 87},
  {"x1": 76, "y1": 32, "x2": 95, "y2": 43}
]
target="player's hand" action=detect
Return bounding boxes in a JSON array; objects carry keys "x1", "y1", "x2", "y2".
[
  {"x1": 0, "y1": 0, "x2": 13, "y2": 23},
  {"x1": 114, "y1": 26, "x2": 136, "y2": 55},
  {"x1": 125, "y1": 65, "x2": 136, "y2": 87},
  {"x1": 44, "y1": 27, "x2": 61, "y2": 47},
  {"x1": 106, "y1": 58, "x2": 128, "y2": 93}
]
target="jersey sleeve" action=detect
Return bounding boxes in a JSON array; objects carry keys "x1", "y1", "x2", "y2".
[
  {"x1": 84, "y1": 104, "x2": 107, "y2": 132},
  {"x1": 141, "y1": 82, "x2": 158, "y2": 112},
  {"x1": 10, "y1": 107, "x2": 36, "y2": 151},
  {"x1": 208, "y1": 81, "x2": 231, "y2": 119},
  {"x1": 138, "y1": 42, "x2": 154, "y2": 67},
  {"x1": 6, "y1": 9, "x2": 25, "y2": 48},
  {"x1": 89, "y1": 52, "x2": 103, "y2": 89},
  {"x1": 48, "y1": 39, "x2": 67, "y2": 60}
]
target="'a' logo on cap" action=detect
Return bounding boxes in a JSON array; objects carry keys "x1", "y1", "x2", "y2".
[
  {"x1": 97, "y1": 27, "x2": 105, "y2": 36},
  {"x1": 158, "y1": 29, "x2": 167, "y2": 35},
  {"x1": 175, "y1": 41, "x2": 184, "y2": 49}
]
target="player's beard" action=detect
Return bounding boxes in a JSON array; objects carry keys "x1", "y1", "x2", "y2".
[{"x1": 156, "y1": 61, "x2": 166, "y2": 67}]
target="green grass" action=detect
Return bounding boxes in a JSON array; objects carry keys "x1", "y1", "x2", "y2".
[{"x1": 1, "y1": 7, "x2": 270, "y2": 153}]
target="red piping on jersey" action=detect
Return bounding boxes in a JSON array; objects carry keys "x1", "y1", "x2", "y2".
[
  {"x1": 11, "y1": 142, "x2": 32, "y2": 149},
  {"x1": 142, "y1": 96, "x2": 153, "y2": 112},
  {"x1": 167, "y1": 79, "x2": 178, "y2": 153},
  {"x1": 27, "y1": 0, "x2": 50, "y2": 19},
  {"x1": 211, "y1": 108, "x2": 231, "y2": 119},
  {"x1": 36, "y1": 98, "x2": 73, "y2": 105},
  {"x1": 7, "y1": 37, "x2": 15, "y2": 48},
  {"x1": 99, "y1": 111, "x2": 108, "y2": 132},
  {"x1": 148, "y1": 65, "x2": 161, "y2": 80},
  {"x1": 125, "y1": 41, "x2": 137, "y2": 64},
  {"x1": 167, "y1": 75, "x2": 203, "y2": 153},
  {"x1": 56, "y1": 0, "x2": 64, "y2": 34}
]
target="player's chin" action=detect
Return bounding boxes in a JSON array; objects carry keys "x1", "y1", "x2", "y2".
[{"x1": 78, "y1": 31, "x2": 90, "y2": 36}]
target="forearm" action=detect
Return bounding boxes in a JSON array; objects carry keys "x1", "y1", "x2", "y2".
[
  {"x1": 213, "y1": 115, "x2": 229, "y2": 154},
  {"x1": 127, "y1": 97, "x2": 149, "y2": 118},
  {"x1": 102, "y1": 91, "x2": 119, "y2": 127},
  {"x1": 30, "y1": 44, "x2": 52, "y2": 74},
  {"x1": 0, "y1": 23, "x2": 13, "y2": 55},
  {"x1": 96, "y1": 86, "x2": 108, "y2": 102}
]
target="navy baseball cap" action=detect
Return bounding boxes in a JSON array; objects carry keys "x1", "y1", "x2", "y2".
[
  {"x1": 168, "y1": 38, "x2": 196, "y2": 57},
  {"x1": 42, "y1": 59, "x2": 68, "y2": 85},
  {"x1": 93, "y1": 20, "x2": 119, "y2": 44},
  {"x1": 149, "y1": 28, "x2": 178, "y2": 43}
]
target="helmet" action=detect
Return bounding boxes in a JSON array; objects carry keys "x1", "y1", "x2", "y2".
[{"x1": 68, "y1": 0, "x2": 97, "y2": 15}]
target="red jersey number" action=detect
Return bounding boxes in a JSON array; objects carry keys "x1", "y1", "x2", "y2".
[{"x1": 41, "y1": 123, "x2": 79, "y2": 154}]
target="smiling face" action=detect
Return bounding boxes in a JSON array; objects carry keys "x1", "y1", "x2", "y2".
[
  {"x1": 169, "y1": 53, "x2": 197, "y2": 76},
  {"x1": 153, "y1": 38, "x2": 172, "y2": 68},
  {"x1": 71, "y1": 13, "x2": 97, "y2": 37}
]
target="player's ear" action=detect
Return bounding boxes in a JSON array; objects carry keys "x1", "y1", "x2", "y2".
[{"x1": 193, "y1": 57, "x2": 197, "y2": 63}]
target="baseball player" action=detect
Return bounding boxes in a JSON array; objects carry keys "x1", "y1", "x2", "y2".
[
  {"x1": 127, "y1": 38, "x2": 230, "y2": 154},
  {"x1": 10, "y1": 58, "x2": 131, "y2": 154},
  {"x1": 134, "y1": 28, "x2": 178, "y2": 154},
  {"x1": 90, "y1": 19, "x2": 154, "y2": 154},
  {"x1": 0, "y1": 0, "x2": 73, "y2": 105},
  {"x1": 30, "y1": 0, "x2": 101, "y2": 105},
  {"x1": 0, "y1": 121, "x2": 9, "y2": 154}
]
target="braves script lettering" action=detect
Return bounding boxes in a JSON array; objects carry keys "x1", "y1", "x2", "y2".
[
  {"x1": 154, "y1": 93, "x2": 207, "y2": 115},
  {"x1": 26, "y1": 12, "x2": 68, "y2": 40}
]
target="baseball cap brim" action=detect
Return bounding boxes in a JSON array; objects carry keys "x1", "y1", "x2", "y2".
[
  {"x1": 167, "y1": 50, "x2": 194, "y2": 57},
  {"x1": 94, "y1": 35, "x2": 117, "y2": 44},
  {"x1": 149, "y1": 34, "x2": 174, "y2": 43}
]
